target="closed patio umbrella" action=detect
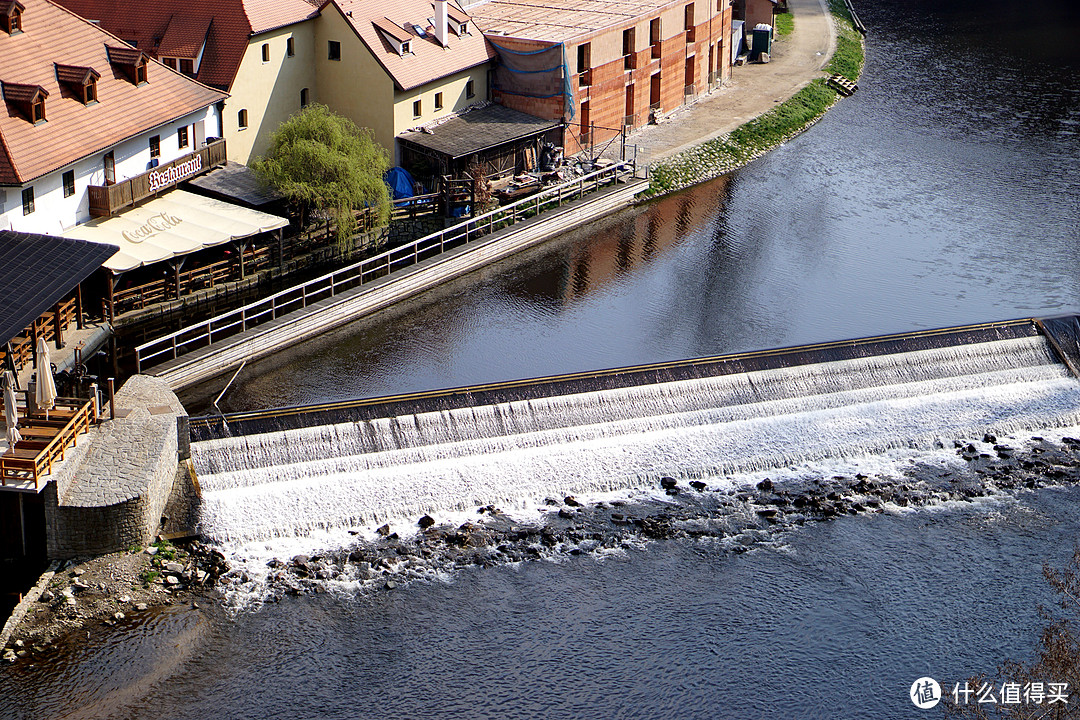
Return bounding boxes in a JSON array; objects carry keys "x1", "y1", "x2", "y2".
[
  {"x1": 35, "y1": 337, "x2": 57, "y2": 420},
  {"x1": 3, "y1": 370, "x2": 20, "y2": 447}
]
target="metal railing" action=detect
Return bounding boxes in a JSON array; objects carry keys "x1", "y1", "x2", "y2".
[{"x1": 135, "y1": 161, "x2": 637, "y2": 373}]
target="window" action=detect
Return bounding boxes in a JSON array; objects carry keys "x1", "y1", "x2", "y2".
[
  {"x1": 684, "y1": 4, "x2": 695, "y2": 42},
  {"x1": 179, "y1": 59, "x2": 194, "y2": 76},
  {"x1": 178, "y1": 125, "x2": 189, "y2": 149},
  {"x1": 83, "y1": 78, "x2": 97, "y2": 104},
  {"x1": 400, "y1": 40, "x2": 411, "y2": 55},
  {"x1": 149, "y1": 135, "x2": 161, "y2": 158},
  {"x1": 22, "y1": 187, "x2": 34, "y2": 215},
  {"x1": 465, "y1": 79, "x2": 475, "y2": 98},
  {"x1": 3, "y1": 4, "x2": 22, "y2": 34},
  {"x1": 328, "y1": 40, "x2": 341, "y2": 61},
  {"x1": 412, "y1": 99, "x2": 421, "y2": 118},
  {"x1": 135, "y1": 62, "x2": 147, "y2": 84},
  {"x1": 238, "y1": 109, "x2": 248, "y2": 129},
  {"x1": 623, "y1": 28, "x2": 636, "y2": 70},
  {"x1": 577, "y1": 43, "x2": 591, "y2": 74},
  {"x1": 650, "y1": 18, "x2": 662, "y2": 58},
  {"x1": 30, "y1": 96, "x2": 45, "y2": 123},
  {"x1": 286, "y1": 37, "x2": 295, "y2": 57},
  {"x1": 261, "y1": 43, "x2": 270, "y2": 62},
  {"x1": 300, "y1": 87, "x2": 309, "y2": 107},
  {"x1": 103, "y1": 152, "x2": 115, "y2": 185},
  {"x1": 435, "y1": 92, "x2": 443, "y2": 110},
  {"x1": 63, "y1": 170, "x2": 75, "y2": 198}
]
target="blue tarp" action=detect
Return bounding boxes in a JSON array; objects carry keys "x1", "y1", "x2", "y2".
[{"x1": 385, "y1": 166, "x2": 416, "y2": 201}]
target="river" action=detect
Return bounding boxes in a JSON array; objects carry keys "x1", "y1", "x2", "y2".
[{"x1": 5, "y1": 0, "x2": 1080, "y2": 717}]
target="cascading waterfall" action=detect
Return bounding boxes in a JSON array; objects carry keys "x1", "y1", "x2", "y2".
[{"x1": 192, "y1": 334, "x2": 1080, "y2": 544}]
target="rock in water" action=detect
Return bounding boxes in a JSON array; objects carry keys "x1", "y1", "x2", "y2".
[
  {"x1": 418, "y1": 515, "x2": 436, "y2": 529},
  {"x1": 660, "y1": 477, "x2": 677, "y2": 490}
]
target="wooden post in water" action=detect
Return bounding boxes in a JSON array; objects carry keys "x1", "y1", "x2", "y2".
[{"x1": 107, "y1": 377, "x2": 115, "y2": 420}]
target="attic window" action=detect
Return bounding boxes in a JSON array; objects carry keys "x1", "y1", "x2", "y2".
[
  {"x1": 1, "y1": 0, "x2": 23, "y2": 34},
  {"x1": 106, "y1": 46, "x2": 150, "y2": 86},
  {"x1": 374, "y1": 18, "x2": 412, "y2": 56},
  {"x1": 401, "y1": 40, "x2": 411, "y2": 55},
  {"x1": 55, "y1": 64, "x2": 101, "y2": 105},
  {"x1": 2, "y1": 81, "x2": 48, "y2": 124}
]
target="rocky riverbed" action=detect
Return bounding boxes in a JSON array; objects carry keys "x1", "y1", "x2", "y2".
[
  {"x1": 214, "y1": 430, "x2": 1080, "y2": 606},
  {"x1": 2, "y1": 539, "x2": 227, "y2": 663},
  {"x1": 7, "y1": 429, "x2": 1080, "y2": 661}
]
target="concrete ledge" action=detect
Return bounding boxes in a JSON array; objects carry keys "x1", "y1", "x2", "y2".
[
  {"x1": 152, "y1": 179, "x2": 648, "y2": 390},
  {"x1": 0, "y1": 560, "x2": 59, "y2": 651}
]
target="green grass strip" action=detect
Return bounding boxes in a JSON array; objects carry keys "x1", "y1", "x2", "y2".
[{"x1": 645, "y1": 3, "x2": 865, "y2": 196}]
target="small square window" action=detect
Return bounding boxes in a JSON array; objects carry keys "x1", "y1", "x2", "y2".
[
  {"x1": 465, "y1": 79, "x2": 475, "y2": 99},
  {"x1": 22, "y1": 187, "x2": 34, "y2": 215},
  {"x1": 63, "y1": 170, "x2": 75, "y2": 198},
  {"x1": 178, "y1": 126, "x2": 190, "y2": 149},
  {"x1": 412, "y1": 99, "x2": 421, "y2": 118},
  {"x1": 286, "y1": 37, "x2": 295, "y2": 57},
  {"x1": 238, "y1": 109, "x2": 248, "y2": 129},
  {"x1": 262, "y1": 43, "x2": 270, "y2": 63},
  {"x1": 435, "y1": 92, "x2": 443, "y2": 110},
  {"x1": 328, "y1": 40, "x2": 341, "y2": 61},
  {"x1": 149, "y1": 135, "x2": 161, "y2": 158},
  {"x1": 179, "y1": 58, "x2": 194, "y2": 76}
]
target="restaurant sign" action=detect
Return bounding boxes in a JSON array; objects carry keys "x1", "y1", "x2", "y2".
[{"x1": 148, "y1": 154, "x2": 203, "y2": 193}]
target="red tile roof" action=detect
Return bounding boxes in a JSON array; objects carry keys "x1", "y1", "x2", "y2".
[
  {"x1": 0, "y1": 0, "x2": 226, "y2": 185},
  {"x1": 327, "y1": 0, "x2": 494, "y2": 91},
  {"x1": 158, "y1": 15, "x2": 212, "y2": 58},
  {"x1": 1, "y1": 82, "x2": 47, "y2": 104},
  {"x1": 52, "y1": 0, "x2": 317, "y2": 91}
]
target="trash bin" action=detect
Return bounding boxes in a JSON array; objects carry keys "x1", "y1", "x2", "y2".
[{"x1": 751, "y1": 23, "x2": 773, "y2": 60}]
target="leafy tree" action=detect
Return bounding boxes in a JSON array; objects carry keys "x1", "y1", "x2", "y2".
[{"x1": 253, "y1": 104, "x2": 391, "y2": 254}]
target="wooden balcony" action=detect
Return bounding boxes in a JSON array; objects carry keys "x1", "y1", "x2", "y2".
[
  {"x1": 88, "y1": 139, "x2": 227, "y2": 218},
  {"x1": 1, "y1": 396, "x2": 95, "y2": 491}
]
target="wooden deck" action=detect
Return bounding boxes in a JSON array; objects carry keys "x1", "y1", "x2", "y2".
[{"x1": 1, "y1": 396, "x2": 95, "y2": 491}]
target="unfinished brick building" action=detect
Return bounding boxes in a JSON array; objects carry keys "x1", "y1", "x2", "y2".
[{"x1": 470, "y1": 0, "x2": 734, "y2": 157}]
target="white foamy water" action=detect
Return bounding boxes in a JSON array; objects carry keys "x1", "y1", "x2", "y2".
[{"x1": 191, "y1": 336, "x2": 1080, "y2": 547}]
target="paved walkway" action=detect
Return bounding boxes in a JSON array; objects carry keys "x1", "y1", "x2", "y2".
[{"x1": 626, "y1": 0, "x2": 836, "y2": 165}]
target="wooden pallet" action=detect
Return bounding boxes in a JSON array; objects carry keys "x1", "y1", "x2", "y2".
[{"x1": 827, "y1": 74, "x2": 859, "y2": 97}]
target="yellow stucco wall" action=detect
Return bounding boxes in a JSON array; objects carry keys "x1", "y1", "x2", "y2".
[
  {"x1": 393, "y1": 65, "x2": 489, "y2": 140},
  {"x1": 314, "y1": 7, "x2": 396, "y2": 154},
  {"x1": 224, "y1": 20, "x2": 319, "y2": 164}
]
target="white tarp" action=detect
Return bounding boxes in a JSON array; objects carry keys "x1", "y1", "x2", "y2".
[{"x1": 63, "y1": 189, "x2": 289, "y2": 273}]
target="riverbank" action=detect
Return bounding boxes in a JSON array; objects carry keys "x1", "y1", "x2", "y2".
[
  {"x1": 645, "y1": 0, "x2": 865, "y2": 195},
  {"x1": 2, "y1": 539, "x2": 226, "y2": 661}
]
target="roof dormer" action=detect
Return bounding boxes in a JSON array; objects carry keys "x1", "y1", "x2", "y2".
[
  {"x1": 55, "y1": 63, "x2": 100, "y2": 104},
  {"x1": 446, "y1": 6, "x2": 470, "y2": 36},
  {"x1": 374, "y1": 18, "x2": 412, "y2": 56},
  {"x1": 1, "y1": 0, "x2": 24, "y2": 35},
  {"x1": 157, "y1": 16, "x2": 211, "y2": 78},
  {"x1": 106, "y1": 45, "x2": 149, "y2": 85},
  {"x1": 2, "y1": 81, "x2": 48, "y2": 123}
]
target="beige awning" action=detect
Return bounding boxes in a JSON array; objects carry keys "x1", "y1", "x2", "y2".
[{"x1": 63, "y1": 189, "x2": 289, "y2": 273}]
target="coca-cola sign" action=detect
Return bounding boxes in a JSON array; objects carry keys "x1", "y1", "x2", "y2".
[{"x1": 122, "y1": 211, "x2": 183, "y2": 243}]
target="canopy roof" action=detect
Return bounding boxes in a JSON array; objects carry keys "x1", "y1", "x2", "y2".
[
  {"x1": 0, "y1": 231, "x2": 116, "y2": 346},
  {"x1": 62, "y1": 189, "x2": 288, "y2": 273},
  {"x1": 397, "y1": 104, "x2": 560, "y2": 160}
]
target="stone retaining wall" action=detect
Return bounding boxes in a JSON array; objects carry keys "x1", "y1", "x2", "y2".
[{"x1": 44, "y1": 376, "x2": 186, "y2": 558}]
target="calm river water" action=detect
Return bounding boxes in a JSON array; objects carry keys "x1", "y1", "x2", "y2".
[{"x1": 6, "y1": 0, "x2": 1080, "y2": 717}]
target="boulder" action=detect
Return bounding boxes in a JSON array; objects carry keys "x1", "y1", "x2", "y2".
[
  {"x1": 660, "y1": 477, "x2": 677, "y2": 490},
  {"x1": 418, "y1": 515, "x2": 436, "y2": 529}
]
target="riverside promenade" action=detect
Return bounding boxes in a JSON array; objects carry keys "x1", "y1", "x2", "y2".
[{"x1": 628, "y1": 0, "x2": 837, "y2": 165}]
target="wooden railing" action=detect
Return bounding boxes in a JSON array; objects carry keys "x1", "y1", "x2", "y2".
[
  {"x1": 135, "y1": 161, "x2": 637, "y2": 372},
  {"x1": 88, "y1": 139, "x2": 227, "y2": 218},
  {"x1": 0, "y1": 396, "x2": 95, "y2": 491},
  {"x1": 0, "y1": 299, "x2": 79, "y2": 373},
  {"x1": 112, "y1": 245, "x2": 271, "y2": 314}
]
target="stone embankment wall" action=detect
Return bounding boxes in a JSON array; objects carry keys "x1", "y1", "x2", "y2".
[{"x1": 45, "y1": 376, "x2": 186, "y2": 558}]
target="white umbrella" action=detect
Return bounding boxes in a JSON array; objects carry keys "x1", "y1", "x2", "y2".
[
  {"x1": 3, "y1": 370, "x2": 20, "y2": 447},
  {"x1": 35, "y1": 337, "x2": 57, "y2": 420}
]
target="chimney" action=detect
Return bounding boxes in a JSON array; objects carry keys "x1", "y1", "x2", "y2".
[{"x1": 434, "y1": 0, "x2": 448, "y2": 47}]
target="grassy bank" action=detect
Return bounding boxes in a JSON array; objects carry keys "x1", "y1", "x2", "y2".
[{"x1": 645, "y1": 1, "x2": 865, "y2": 196}]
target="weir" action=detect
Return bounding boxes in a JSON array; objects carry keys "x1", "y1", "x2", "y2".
[{"x1": 189, "y1": 316, "x2": 1080, "y2": 544}]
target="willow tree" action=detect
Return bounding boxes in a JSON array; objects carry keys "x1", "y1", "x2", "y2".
[{"x1": 254, "y1": 104, "x2": 391, "y2": 254}]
